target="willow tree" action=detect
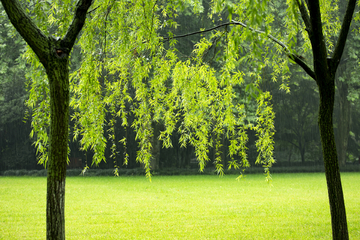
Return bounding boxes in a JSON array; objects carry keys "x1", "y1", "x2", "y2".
[
  {"x1": 11, "y1": 0, "x2": 274, "y2": 239},
  {"x1": 0, "y1": 0, "x2": 93, "y2": 239},
  {"x1": 211, "y1": 0, "x2": 355, "y2": 238},
  {"x1": 208, "y1": 0, "x2": 355, "y2": 238},
  {"x1": 268, "y1": 1, "x2": 356, "y2": 239}
]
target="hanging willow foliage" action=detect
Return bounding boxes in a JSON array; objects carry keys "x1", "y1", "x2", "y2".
[{"x1": 25, "y1": 0, "x2": 290, "y2": 178}]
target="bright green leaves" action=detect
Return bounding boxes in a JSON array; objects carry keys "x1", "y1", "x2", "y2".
[
  {"x1": 69, "y1": 10, "x2": 107, "y2": 166},
  {"x1": 69, "y1": 0, "x2": 278, "y2": 177},
  {"x1": 24, "y1": 49, "x2": 50, "y2": 166},
  {"x1": 254, "y1": 92, "x2": 275, "y2": 180},
  {"x1": 48, "y1": 1, "x2": 77, "y2": 37},
  {"x1": 70, "y1": 58, "x2": 106, "y2": 166},
  {"x1": 319, "y1": 0, "x2": 341, "y2": 52},
  {"x1": 23, "y1": 0, "x2": 280, "y2": 178}
]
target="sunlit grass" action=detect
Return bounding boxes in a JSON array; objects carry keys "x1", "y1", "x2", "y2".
[{"x1": 0, "y1": 173, "x2": 359, "y2": 239}]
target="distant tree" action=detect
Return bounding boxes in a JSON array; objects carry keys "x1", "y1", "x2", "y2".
[
  {"x1": 274, "y1": 75, "x2": 320, "y2": 163},
  {"x1": 0, "y1": 7, "x2": 36, "y2": 170},
  {"x1": 334, "y1": 11, "x2": 360, "y2": 167}
]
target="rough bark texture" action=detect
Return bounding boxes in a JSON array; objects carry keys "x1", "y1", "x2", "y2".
[
  {"x1": 0, "y1": 1, "x2": 93, "y2": 239},
  {"x1": 318, "y1": 77, "x2": 349, "y2": 239},
  {"x1": 46, "y1": 45, "x2": 70, "y2": 240}
]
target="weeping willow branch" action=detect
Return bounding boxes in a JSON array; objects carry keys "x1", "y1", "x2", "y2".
[
  {"x1": 295, "y1": 0, "x2": 311, "y2": 33},
  {"x1": 162, "y1": 20, "x2": 316, "y2": 80},
  {"x1": 162, "y1": 22, "x2": 232, "y2": 42}
]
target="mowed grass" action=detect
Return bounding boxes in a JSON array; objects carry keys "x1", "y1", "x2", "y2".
[{"x1": 0, "y1": 173, "x2": 359, "y2": 239}]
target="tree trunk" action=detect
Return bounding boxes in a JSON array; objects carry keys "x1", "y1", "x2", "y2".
[
  {"x1": 299, "y1": 141, "x2": 305, "y2": 163},
  {"x1": 150, "y1": 121, "x2": 161, "y2": 170},
  {"x1": 46, "y1": 56, "x2": 70, "y2": 240},
  {"x1": 305, "y1": 1, "x2": 352, "y2": 237},
  {"x1": 318, "y1": 79, "x2": 349, "y2": 239},
  {"x1": 287, "y1": 145, "x2": 293, "y2": 163}
]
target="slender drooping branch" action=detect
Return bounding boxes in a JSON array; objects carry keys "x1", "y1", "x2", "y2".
[
  {"x1": 163, "y1": 20, "x2": 316, "y2": 80},
  {"x1": 231, "y1": 20, "x2": 315, "y2": 79},
  {"x1": 331, "y1": 0, "x2": 357, "y2": 73},
  {"x1": 162, "y1": 22, "x2": 234, "y2": 42}
]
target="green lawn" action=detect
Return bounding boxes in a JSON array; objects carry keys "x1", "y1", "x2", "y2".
[{"x1": 0, "y1": 173, "x2": 359, "y2": 239}]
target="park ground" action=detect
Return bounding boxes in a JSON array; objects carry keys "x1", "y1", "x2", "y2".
[{"x1": 0, "y1": 173, "x2": 359, "y2": 239}]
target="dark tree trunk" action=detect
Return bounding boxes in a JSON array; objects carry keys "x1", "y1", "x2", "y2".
[
  {"x1": 318, "y1": 78, "x2": 349, "y2": 239},
  {"x1": 150, "y1": 122, "x2": 161, "y2": 170},
  {"x1": 299, "y1": 141, "x2": 305, "y2": 163},
  {"x1": 46, "y1": 55, "x2": 70, "y2": 240},
  {"x1": 287, "y1": 145, "x2": 293, "y2": 163}
]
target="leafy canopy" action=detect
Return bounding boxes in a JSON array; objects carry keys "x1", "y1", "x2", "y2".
[{"x1": 28, "y1": 0, "x2": 343, "y2": 178}]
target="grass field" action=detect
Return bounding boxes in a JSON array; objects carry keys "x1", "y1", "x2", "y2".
[{"x1": 0, "y1": 173, "x2": 359, "y2": 239}]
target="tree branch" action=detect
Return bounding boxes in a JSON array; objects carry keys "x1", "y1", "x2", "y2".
[
  {"x1": 331, "y1": 0, "x2": 357, "y2": 73},
  {"x1": 62, "y1": 0, "x2": 93, "y2": 51},
  {"x1": 162, "y1": 22, "x2": 233, "y2": 42},
  {"x1": 295, "y1": 0, "x2": 311, "y2": 33},
  {"x1": 290, "y1": 54, "x2": 316, "y2": 80},
  {"x1": 230, "y1": 20, "x2": 316, "y2": 80},
  {"x1": 162, "y1": 20, "x2": 316, "y2": 80},
  {"x1": 87, "y1": 5, "x2": 99, "y2": 14},
  {"x1": 307, "y1": 0, "x2": 328, "y2": 79},
  {"x1": 0, "y1": 0, "x2": 49, "y2": 66}
]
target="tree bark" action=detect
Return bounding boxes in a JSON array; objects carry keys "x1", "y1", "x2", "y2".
[
  {"x1": 318, "y1": 77, "x2": 349, "y2": 239},
  {"x1": 46, "y1": 51, "x2": 70, "y2": 240}
]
